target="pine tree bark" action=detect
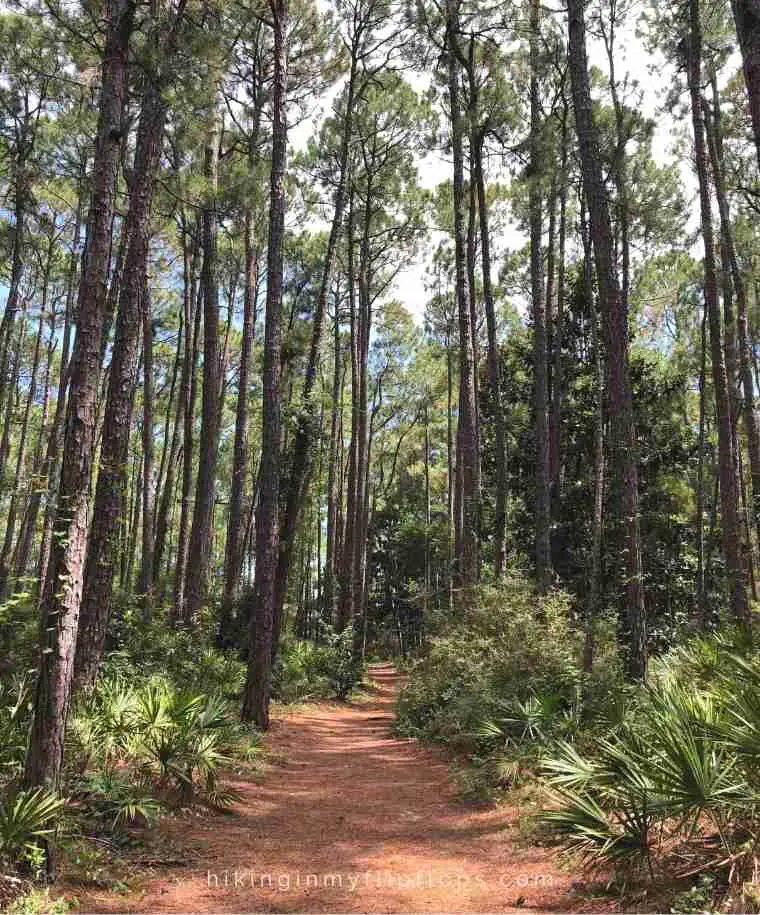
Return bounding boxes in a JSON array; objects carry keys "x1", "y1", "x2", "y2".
[
  {"x1": 697, "y1": 304, "x2": 708, "y2": 628},
  {"x1": 351, "y1": 181, "x2": 372, "y2": 659},
  {"x1": 446, "y1": 0, "x2": 479, "y2": 587},
  {"x1": 220, "y1": 82, "x2": 262, "y2": 642},
  {"x1": 14, "y1": 309, "x2": 55, "y2": 587},
  {"x1": 23, "y1": 0, "x2": 136, "y2": 860},
  {"x1": 687, "y1": 0, "x2": 750, "y2": 633},
  {"x1": 338, "y1": 193, "x2": 359, "y2": 631},
  {"x1": 74, "y1": 83, "x2": 167, "y2": 688},
  {"x1": 220, "y1": 210, "x2": 257, "y2": 642},
  {"x1": 185, "y1": 109, "x2": 223, "y2": 622},
  {"x1": 567, "y1": 0, "x2": 647, "y2": 677},
  {"x1": 729, "y1": 0, "x2": 760, "y2": 171},
  {"x1": 242, "y1": 0, "x2": 288, "y2": 728},
  {"x1": 581, "y1": 204, "x2": 603, "y2": 674},
  {"x1": 531, "y1": 0, "x2": 551, "y2": 593},
  {"x1": 173, "y1": 216, "x2": 202, "y2": 616},
  {"x1": 0, "y1": 169, "x2": 30, "y2": 486},
  {"x1": 33, "y1": 169, "x2": 84, "y2": 598},
  {"x1": 468, "y1": 89, "x2": 507, "y2": 577},
  {"x1": 138, "y1": 286, "x2": 155, "y2": 615},
  {"x1": 0, "y1": 304, "x2": 44, "y2": 596},
  {"x1": 549, "y1": 102, "x2": 569, "y2": 512},
  {"x1": 704, "y1": 87, "x2": 760, "y2": 554},
  {"x1": 324, "y1": 301, "x2": 342, "y2": 623},
  {"x1": 273, "y1": 52, "x2": 358, "y2": 655},
  {"x1": 153, "y1": 299, "x2": 184, "y2": 584}
]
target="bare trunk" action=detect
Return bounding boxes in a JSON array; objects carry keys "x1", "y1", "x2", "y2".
[
  {"x1": 186, "y1": 110, "x2": 223, "y2": 621},
  {"x1": 447, "y1": 1, "x2": 479, "y2": 587},
  {"x1": 75, "y1": 84, "x2": 167, "y2": 688},
  {"x1": 0, "y1": 310, "x2": 42, "y2": 596},
  {"x1": 138, "y1": 287, "x2": 155, "y2": 615},
  {"x1": 697, "y1": 304, "x2": 708, "y2": 628},
  {"x1": 567, "y1": 0, "x2": 647, "y2": 677},
  {"x1": 173, "y1": 217, "x2": 202, "y2": 616},
  {"x1": 730, "y1": 0, "x2": 760, "y2": 172},
  {"x1": 242, "y1": 0, "x2": 288, "y2": 728},
  {"x1": 220, "y1": 209, "x2": 257, "y2": 642},
  {"x1": 273, "y1": 54, "x2": 357, "y2": 653},
  {"x1": 324, "y1": 302, "x2": 341, "y2": 623},
  {"x1": 687, "y1": 0, "x2": 750, "y2": 633},
  {"x1": 23, "y1": 0, "x2": 135, "y2": 870},
  {"x1": 531, "y1": 0, "x2": 551, "y2": 593},
  {"x1": 704, "y1": 85, "x2": 760, "y2": 557}
]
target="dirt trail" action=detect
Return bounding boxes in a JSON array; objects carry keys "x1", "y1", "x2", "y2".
[{"x1": 76, "y1": 664, "x2": 604, "y2": 913}]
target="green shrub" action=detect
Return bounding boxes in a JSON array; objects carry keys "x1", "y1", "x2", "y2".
[
  {"x1": 540, "y1": 635, "x2": 760, "y2": 894},
  {"x1": 273, "y1": 627, "x2": 362, "y2": 702},
  {"x1": 0, "y1": 787, "x2": 65, "y2": 869},
  {"x1": 396, "y1": 577, "x2": 581, "y2": 752},
  {"x1": 272, "y1": 638, "x2": 330, "y2": 702},
  {"x1": 321, "y1": 625, "x2": 362, "y2": 700},
  {"x1": 6, "y1": 887, "x2": 73, "y2": 914},
  {"x1": 69, "y1": 677, "x2": 243, "y2": 813},
  {"x1": 0, "y1": 675, "x2": 34, "y2": 781},
  {"x1": 104, "y1": 603, "x2": 246, "y2": 698}
]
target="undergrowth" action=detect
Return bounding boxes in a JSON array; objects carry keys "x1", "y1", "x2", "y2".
[{"x1": 396, "y1": 575, "x2": 760, "y2": 911}]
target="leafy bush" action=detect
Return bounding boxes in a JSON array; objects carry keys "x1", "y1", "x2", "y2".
[
  {"x1": 273, "y1": 627, "x2": 362, "y2": 702},
  {"x1": 321, "y1": 625, "x2": 362, "y2": 700},
  {"x1": 69, "y1": 677, "x2": 244, "y2": 814},
  {"x1": 0, "y1": 787, "x2": 65, "y2": 868},
  {"x1": 104, "y1": 603, "x2": 246, "y2": 698},
  {"x1": 0, "y1": 675, "x2": 34, "y2": 781},
  {"x1": 272, "y1": 638, "x2": 330, "y2": 702},
  {"x1": 396, "y1": 577, "x2": 581, "y2": 753},
  {"x1": 6, "y1": 887, "x2": 73, "y2": 914},
  {"x1": 540, "y1": 635, "x2": 760, "y2": 903}
]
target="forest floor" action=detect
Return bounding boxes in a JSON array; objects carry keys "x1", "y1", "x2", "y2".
[{"x1": 69, "y1": 664, "x2": 615, "y2": 913}]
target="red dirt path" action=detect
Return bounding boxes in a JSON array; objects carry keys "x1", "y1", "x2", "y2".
[{"x1": 75, "y1": 663, "x2": 610, "y2": 913}]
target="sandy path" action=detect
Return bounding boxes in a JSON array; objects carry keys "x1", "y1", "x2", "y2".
[{"x1": 75, "y1": 663, "x2": 602, "y2": 913}]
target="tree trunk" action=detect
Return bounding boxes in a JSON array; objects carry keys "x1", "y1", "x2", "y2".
[
  {"x1": 446, "y1": 0, "x2": 479, "y2": 587},
  {"x1": 153, "y1": 298, "x2": 184, "y2": 585},
  {"x1": 37, "y1": 172, "x2": 86, "y2": 599},
  {"x1": 220, "y1": 209, "x2": 257, "y2": 643},
  {"x1": 531, "y1": 0, "x2": 551, "y2": 594},
  {"x1": 549, "y1": 101, "x2": 569, "y2": 513},
  {"x1": 14, "y1": 306, "x2": 56, "y2": 587},
  {"x1": 351, "y1": 182, "x2": 372, "y2": 660},
  {"x1": 697, "y1": 303, "x2": 708, "y2": 628},
  {"x1": 687, "y1": 0, "x2": 750, "y2": 633},
  {"x1": 75, "y1": 84, "x2": 167, "y2": 689},
  {"x1": 185, "y1": 109, "x2": 223, "y2": 622},
  {"x1": 704, "y1": 85, "x2": 760, "y2": 555},
  {"x1": 0, "y1": 175, "x2": 29, "y2": 486},
  {"x1": 730, "y1": 0, "x2": 760, "y2": 172},
  {"x1": 138, "y1": 286, "x2": 155, "y2": 616},
  {"x1": 567, "y1": 0, "x2": 647, "y2": 677},
  {"x1": 0, "y1": 303, "x2": 44, "y2": 596},
  {"x1": 324, "y1": 300, "x2": 341, "y2": 623},
  {"x1": 581, "y1": 204, "x2": 603, "y2": 675},
  {"x1": 23, "y1": 0, "x2": 135, "y2": 871},
  {"x1": 173, "y1": 217, "x2": 202, "y2": 616},
  {"x1": 272, "y1": 53, "x2": 358, "y2": 655},
  {"x1": 242, "y1": 0, "x2": 288, "y2": 728},
  {"x1": 338, "y1": 192, "x2": 359, "y2": 631},
  {"x1": 471, "y1": 124, "x2": 507, "y2": 577},
  {"x1": 0, "y1": 314, "x2": 27, "y2": 592}
]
